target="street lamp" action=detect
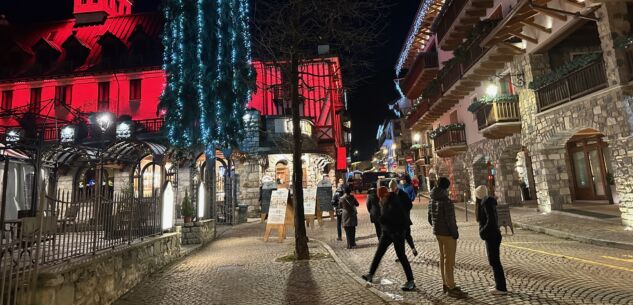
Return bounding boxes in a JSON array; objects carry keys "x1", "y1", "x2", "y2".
[
  {"x1": 96, "y1": 112, "x2": 114, "y2": 132},
  {"x1": 486, "y1": 84, "x2": 498, "y2": 97},
  {"x1": 413, "y1": 133, "x2": 421, "y2": 143}
]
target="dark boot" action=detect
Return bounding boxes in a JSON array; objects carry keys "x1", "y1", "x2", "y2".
[
  {"x1": 361, "y1": 274, "x2": 373, "y2": 283},
  {"x1": 401, "y1": 280, "x2": 416, "y2": 291}
]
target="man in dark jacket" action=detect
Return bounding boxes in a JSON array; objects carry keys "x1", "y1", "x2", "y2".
[
  {"x1": 428, "y1": 177, "x2": 467, "y2": 299},
  {"x1": 362, "y1": 180, "x2": 416, "y2": 291},
  {"x1": 332, "y1": 181, "x2": 345, "y2": 241},
  {"x1": 340, "y1": 186, "x2": 359, "y2": 249},
  {"x1": 475, "y1": 185, "x2": 507, "y2": 295},
  {"x1": 366, "y1": 184, "x2": 382, "y2": 241},
  {"x1": 396, "y1": 180, "x2": 418, "y2": 258}
]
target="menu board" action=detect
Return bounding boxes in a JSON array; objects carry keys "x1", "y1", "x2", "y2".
[
  {"x1": 303, "y1": 188, "x2": 317, "y2": 215},
  {"x1": 260, "y1": 181, "x2": 277, "y2": 214},
  {"x1": 316, "y1": 179, "x2": 333, "y2": 212},
  {"x1": 267, "y1": 189, "x2": 289, "y2": 224}
]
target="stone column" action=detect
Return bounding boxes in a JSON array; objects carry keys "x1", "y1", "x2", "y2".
[
  {"x1": 595, "y1": 1, "x2": 631, "y2": 86},
  {"x1": 234, "y1": 157, "x2": 262, "y2": 217},
  {"x1": 495, "y1": 156, "x2": 522, "y2": 206},
  {"x1": 531, "y1": 148, "x2": 572, "y2": 212},
  {"x1": 608, "y1": 134, "x2": 633, "y2": 227}
]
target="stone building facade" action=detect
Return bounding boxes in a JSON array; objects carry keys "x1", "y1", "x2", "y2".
[{"x1": 399, "y1": 0, "x2": 633, "y2": 226}]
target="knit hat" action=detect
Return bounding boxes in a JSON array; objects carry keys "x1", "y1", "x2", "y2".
[
  {"x1": 475, "y1": 185, "x2": 488, "y2": 200},
  {"x1": 438, "y1": 177, "x2": 451, "y2": 189}
]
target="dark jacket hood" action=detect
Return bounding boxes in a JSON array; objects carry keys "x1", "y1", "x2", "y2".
[{"x1": 430, "y1": 187, "x2": 449, "y2": 201}]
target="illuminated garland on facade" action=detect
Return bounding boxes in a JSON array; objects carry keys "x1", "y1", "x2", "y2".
[
  {"x1": 161, "y1": 0, "x2": 255, "y2": 151},
  {"x1": 395, "y1": 0, "x2": 435, "y2": 76}
]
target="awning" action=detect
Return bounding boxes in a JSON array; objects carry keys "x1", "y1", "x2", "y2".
[
  {"x1": 42, "y1": 145, "x2": 98, "y2": 166},
  {"x1": 103, "y1": 141, "x2": 167, "y2": 163},
  {"x1": 314, "y1": 156, "x2": 334, "y2": 171},
  {"x1": 0, "y1": 143, "x2": 31, "y2": 160}
]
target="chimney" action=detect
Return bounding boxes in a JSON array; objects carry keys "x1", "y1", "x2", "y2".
[{"x1": 74, "y1": 0, "x2": 133, "y2": 25}]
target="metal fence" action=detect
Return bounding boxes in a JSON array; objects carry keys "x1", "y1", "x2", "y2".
[{"x1": 1, "y1": 188, "x2": 161, "y2": 305}]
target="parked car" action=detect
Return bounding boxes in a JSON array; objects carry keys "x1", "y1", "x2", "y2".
[{"x1": 362, "y1": 172, "x2": 397, "y2": 192}]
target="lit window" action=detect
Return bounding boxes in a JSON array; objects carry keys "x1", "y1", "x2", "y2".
[
  {"x1": 129, "y1": 79, "x2": 141, "y2": 101},
  {"x1": 98, "y1": 81, "x2": 110, "y2": 111},
  {"x1": 29, "y1": 88, "x2": 42, "y2": 113},
  {"x1": 1, "y1": 90, "x2": 12, "y2": 109},
  {"x1": 55, "y1": 85, "x2": 72, "y2": 106}
]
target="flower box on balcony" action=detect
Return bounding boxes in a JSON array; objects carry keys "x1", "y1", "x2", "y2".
[
  {"x1": 430, "y1": 123, "x2": 468, "y2": 158},
  {"x1": 469, "y1": 94, "x2": 521, "y2": 139}
]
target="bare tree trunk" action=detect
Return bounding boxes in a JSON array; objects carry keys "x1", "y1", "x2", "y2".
[{"x1": 290, "y1": 55, "x2": 309, "y2": 260}]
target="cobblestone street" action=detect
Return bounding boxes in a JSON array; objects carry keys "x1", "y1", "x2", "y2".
[
  {"x1": 114, "y1": 195, "x2": 633, "y2": 305},
  {"x1": 113, "y1": 221, "x2": 386, "y2": 305},
  {"x1": 312, "y1": 195, "x2": 633, "y2": 305}
]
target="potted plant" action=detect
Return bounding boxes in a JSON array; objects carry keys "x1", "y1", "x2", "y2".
[
  {"x1": 606, "y1": 173, "x2": 619, "y2": 204},
  {"x1": 181, "y1": 191, "x2": 194, "y2": 223}
]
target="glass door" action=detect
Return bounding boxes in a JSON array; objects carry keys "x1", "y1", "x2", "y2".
[{"x1": 568, "y1": 139, "x2": 609, "y2": 201}]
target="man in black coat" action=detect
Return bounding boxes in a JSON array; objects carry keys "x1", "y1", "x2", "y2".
[
  {"x1": 331, "y1": 181, "x2": 345, "y2": 241},
  {"x1": 362, "y1": 180, "x2": 416, "y2": 291},
  {"x1": 366, "y1": 184, "x2": 382, "y2": 241},
  {"x1": 475, "y1": 185, "x2": 507, "y2": 295}
]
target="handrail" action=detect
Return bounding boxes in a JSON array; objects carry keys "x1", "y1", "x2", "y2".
[{"x1": 475, "y1": 99, "x2": 521, "y2": 130}]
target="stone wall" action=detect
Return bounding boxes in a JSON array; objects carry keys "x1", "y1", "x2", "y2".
[
  {"x1": 181, "y1": 219, "x2": 216, "y2": 245},
  {"x1": 32, "y1": 233, "x2": 181, "y2": 305},
  {"x1": 235, "y1": 157, "x2": 262, "y2": 217}
]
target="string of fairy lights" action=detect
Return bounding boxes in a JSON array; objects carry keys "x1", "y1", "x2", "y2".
[{"x1": 161, "y1": 0, "x2": 255, "y2": 152}]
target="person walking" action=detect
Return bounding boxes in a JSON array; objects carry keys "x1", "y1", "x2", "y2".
[
  {"x1": 396, "y1": 178, "x2": 418, "y2": 259},
  {"x1": 339, "y1": 186, "x2": 359, "y2": 249},
  {"x1": 366, "y1": 183, "x2": 382, "y2": 242},
  {"x1": 428, "y1": 177, "x2": 467, "y2": 299},
  {"x1": 362, "y1": 180, "x2": 416, "y2": 291},
  {"x1": 475, "y1": 185, "x2": 508, "y2": 295},
  {"x1": 332, "y1": 181, "x2": 345, "y2": 241}
]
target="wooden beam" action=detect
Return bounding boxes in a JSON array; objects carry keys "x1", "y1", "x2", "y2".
[
  {"x1": 564, "y1": 0, "x2": 584, "y2": 9},
  {"x1": 509, "y1": 31, "x2": 538, "y2": 44},
  {"x1": 498, "y1": 42, "x2": 526, "y2": 54},
  {"x1": 520, "y1": 20, "x2": 551, "y2": 33},
  {"x1": 532, "y1": 6, "x2": 567, "y2": 21}
]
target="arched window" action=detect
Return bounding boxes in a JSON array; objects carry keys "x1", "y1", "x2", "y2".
[
  {"x1": 75, "y1": 166, "x2": 113, "y2": 197},
  {"x1": 141, "y1": 162, "x2": 161, "y2": 198}
]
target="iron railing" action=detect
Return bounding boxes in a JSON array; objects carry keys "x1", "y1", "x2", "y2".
[
  {"x1": 535, "y1": 60, "x2": 608, "y2": 112},
  {"x1": 475, "y1": 97, "x2": 520, "y2": 130}
]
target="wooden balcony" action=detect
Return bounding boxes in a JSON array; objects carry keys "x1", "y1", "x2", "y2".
[
  {"x1": 433, "y1": 126, "x2": 468, "y2": 158},
  {"x1": 436, "y1": 0, "x2": 494, "y2": 51},
  {"x1": 475, "y1": 97, "x2": 521, "y2": 139},
  {"x1": 536, "y1": 60, "x2": 608, "y2": 112},
  {"x1": 406, "y1": 95, "x2": 439, "y2": 129},
  {"x1": 401, "y1": 52, "x2": 440, "y2": 99}
]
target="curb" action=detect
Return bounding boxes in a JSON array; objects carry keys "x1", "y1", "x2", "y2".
[
  {"x1": 313, "y1": 239, "x2": 400, "y2": 305},
  {"x1": 453, "y1": 205, "x2": 633, "y2": 251}
]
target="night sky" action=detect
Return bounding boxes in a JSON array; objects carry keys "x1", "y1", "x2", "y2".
[{"x1": 0, "y1": 0, "x2": 419, "y2": 161}]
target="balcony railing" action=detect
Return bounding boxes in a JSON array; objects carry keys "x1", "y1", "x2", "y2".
[
  {"x1": 475, "y1": 97, "x2": 520, "y2": 130},
  {"x1": 433, "y1": 126, "x2": 467, "y2": 151},
  {"x1": 436, "y1": 0, "x2": 469, "y2": 45},
  {"x1": 136, "y1": 118, "x2": 165, "y2": 133},
  {"x1": 438, "y1": 23, "x2": 496, "y2": 94},
  {"x1": 536, "y1": 60, "x2": 608, "y2": 112}
]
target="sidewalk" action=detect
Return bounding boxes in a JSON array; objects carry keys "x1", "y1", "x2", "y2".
[{"x1": 452, "y1": 201, "x2": 633, "y2": 250}]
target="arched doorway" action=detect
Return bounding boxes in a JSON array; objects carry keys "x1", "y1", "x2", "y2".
[
  {"x1": 133, "y1": 155, "x2": 162, "y2": 198},
  {"x1": 567, "y1": 129, "x2": 612, "y2": 202},
  {"x1": 472, "y1": 155, "x2": 494, "y2": 197},
  {"x1": 75, "y1": 166, "x2": 114, "y2": 197}
]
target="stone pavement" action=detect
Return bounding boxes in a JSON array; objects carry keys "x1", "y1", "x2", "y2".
[
  {"x1": 310, "y1": 195, "x2": 633, "y2": 305},
  {"x1": 113, "y1": 221, "x2": 387, "y2": 305}
]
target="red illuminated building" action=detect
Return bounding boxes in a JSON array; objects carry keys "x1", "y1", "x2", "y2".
[{"x1": 0, "y1": 0, "x2": 346, "y2": 167}]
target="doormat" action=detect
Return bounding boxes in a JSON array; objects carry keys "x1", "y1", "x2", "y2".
[{"x1": 565, "y1": 209, "x2": 618, "y2": 219}]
